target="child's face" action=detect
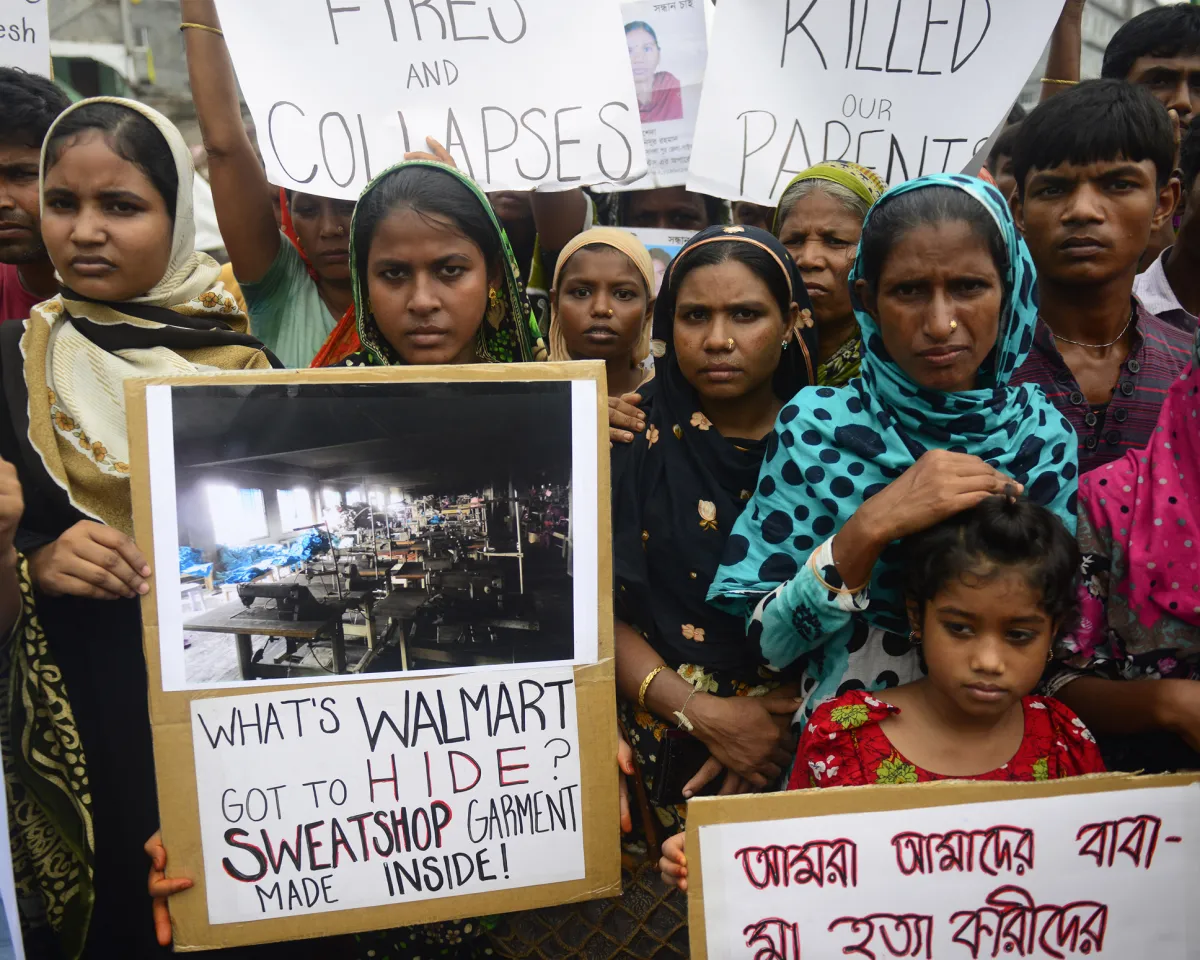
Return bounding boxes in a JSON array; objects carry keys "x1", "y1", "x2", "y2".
[{"x1": 915, "y1": 566, "x2": 1055, "y2": 720}]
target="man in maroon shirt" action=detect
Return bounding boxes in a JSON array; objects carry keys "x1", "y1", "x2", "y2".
[
  {"x1": 1009, "y1": 80, "x2": 1194, "y2": 473},
  {"x1": 0, "y1": 68, "x2": 70, "y2": 322}
]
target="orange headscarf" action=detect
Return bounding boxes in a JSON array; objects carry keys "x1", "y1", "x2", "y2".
[{"x1": 279, "y1": 188, "x2": 361, "y2": 367}]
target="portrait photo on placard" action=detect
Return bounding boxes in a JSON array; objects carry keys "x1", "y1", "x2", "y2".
[
  {"x1": 144, "y1": 378, "x2": 600, "y2": 692},
  {"x1": 621, "y1": 0, "x2": 708, "y2": 186}
]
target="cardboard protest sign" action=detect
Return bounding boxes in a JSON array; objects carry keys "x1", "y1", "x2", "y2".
[
  {"x1": 214, "y1": 0, "x2": 648, "y2": 200},
  {"x1": 687, "y1": 0, "x2": 1067, "y2": 204},
  {"x1": 127, "y1": 363, "x2": 619, "y2": 948},
  {"x1": 685, "y1": 773, "x2": 1200, "y2": 959},
  {"x1": 625, "y1": 227, "x2": 695, "y2": 294},
  {"x1": 620, "y1": 0, "x2": 708, "y2": 188},
  {"x1": 193, "y1": 666, "x2": 583, "y2": 923},
  {"x1": 0, "y1": 0, "x2": 50, "y2": 76}
]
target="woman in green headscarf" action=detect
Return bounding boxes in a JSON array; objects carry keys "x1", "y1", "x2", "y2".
[
  {"x1": 338, "y1": 158, "x2": 548, "y2": 368},
  {"x1": 774, "y1": 161, "x2": 887, "y2": 386}
]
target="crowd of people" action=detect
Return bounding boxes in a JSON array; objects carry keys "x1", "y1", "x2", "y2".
[{"x1": 0, "y1": 0, "x2": 1198, "y2": 957}]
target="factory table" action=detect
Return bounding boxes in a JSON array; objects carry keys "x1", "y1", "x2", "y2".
[{"x1": 182, "y1": 601, "x2": 349, "y2": 680}]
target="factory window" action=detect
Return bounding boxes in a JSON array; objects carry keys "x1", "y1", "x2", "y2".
[
  {"x1": 277, "y1": 488, "x2": 315, "y2": 532},
  {"x1": 206, "y1": 484, "x2": 268, "y2": 545}
]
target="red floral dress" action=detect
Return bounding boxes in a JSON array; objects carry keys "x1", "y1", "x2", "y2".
[{"x1": 788, "y1": 690, "x2": 1106, "y2": 790}]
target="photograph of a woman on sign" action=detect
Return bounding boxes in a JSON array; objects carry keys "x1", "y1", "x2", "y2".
[{"x1": 626, "y1": 20, "x2": 684, "y2": 123}]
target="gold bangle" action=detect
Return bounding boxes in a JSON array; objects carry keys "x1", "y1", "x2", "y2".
[
  {"x1": 1040, "y1": 77, "x2": 1078, "y2": 86},
  {"x1": 808, "y1": 550, "x2": 867, "y2": 596},
  {"x1": 180, "y1": 22, "x2": 224, "y2": 37},
  {"x1": 638, "y1": 665, "x2": 668, "y2": 709}
]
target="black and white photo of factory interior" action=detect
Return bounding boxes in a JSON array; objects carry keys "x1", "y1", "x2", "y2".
[{"x1": 163, "y1": 380, "x2": 578, "y2": 687}]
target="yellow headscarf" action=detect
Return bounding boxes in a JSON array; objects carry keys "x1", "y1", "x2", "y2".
[
  {"x1": 548, "y1": 227, "x2": 656, "y2": 365},
  {"x1": 773, "y1": 161, "x2": 888, "y2": 232}
]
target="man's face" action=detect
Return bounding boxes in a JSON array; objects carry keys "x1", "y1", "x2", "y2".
[
  {"x1": 1126, "y1": 54, "x2": 1200, "y2": 128},
  {"x1": 0, "y1": 143, "x2": 45, "y2": 264},
  {"x1": 1013, "y1": 156, "x2": 1174, "y2": 286}
]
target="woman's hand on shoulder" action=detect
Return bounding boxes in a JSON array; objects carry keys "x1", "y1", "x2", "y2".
[
  {"x1": 609, "y1": 393, "x2": 646, "y2": 446},
  {"x1": 0, "y1": 459, "x2": 23, "y2": 566},
  {"x1": 857, "y1": 450, "x2": 1020, "y2": 544},
  {"x1": 145, "y1": 831, "x2": 193, "y2": 947},
  {"x1": 618, "y1": 730, "x2": 635, "y2": 834},
  {"x1": 28, "y1": 521, "x2": 151, "y2": 600}
]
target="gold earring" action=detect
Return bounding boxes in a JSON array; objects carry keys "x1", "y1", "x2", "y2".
[{"x1": 486, "y1": 288, "x2": 504, "y2": 329}]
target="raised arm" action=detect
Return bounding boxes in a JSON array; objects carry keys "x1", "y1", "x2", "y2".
[
  {"x1": 1040, "y1": 0, "x2": 1086, "y2": 102},
  {"x1": 181, "y1": 0, "x2": 280, "y2": 283}
]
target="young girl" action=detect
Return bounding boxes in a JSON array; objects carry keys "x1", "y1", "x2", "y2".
[
  {"x1": 660, "y1": 495, "x2": 1106, "y2": 891},
  {"x1": 548, "y1": 227, "x2": 656, "y2": 398}
]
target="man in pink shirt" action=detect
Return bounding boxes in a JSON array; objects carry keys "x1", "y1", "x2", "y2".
[{"x1": 0, "y1": 68, "x2": 70, "y2": 322}]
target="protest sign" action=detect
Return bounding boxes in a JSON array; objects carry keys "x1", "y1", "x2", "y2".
[
  {"x1": 625, "y1": 227, "x2": 695, "y2": 294},
  {"x1": 0, "y1": 0, "x2": 50, "y2": 76},
  {"x1": 685, "y1": 773, "x2": 1200, "y2": 959},
  {"x1": 213, "y1": 0, "x2": 648, "y2": 200},
  {"x1": 687, "y1": 0, "x2": 1067, "y2": 204},
  {"x1": 620, "y1": 0, "x2": 708, "y2": 188},
  {"x1": 126, "y1": 363, "x2": 619, "y2": 948},
  {"x1": 193, "y1": 665, "x2": 583, "y2": 924}
]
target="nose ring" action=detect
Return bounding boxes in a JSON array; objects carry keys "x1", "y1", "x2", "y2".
[
  {"x1": 727, "y1": 338, "x2": 735, "y2": 351},
  {"x1": 950, "y1": 320, "x2": 959, "y2": 331},
  {"x1": 606, "y1": 309, "x2": 614, "y2": 318}
]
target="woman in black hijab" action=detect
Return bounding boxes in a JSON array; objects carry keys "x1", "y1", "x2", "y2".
[{"x1": 612, "y1": 225, "x2": 819, "y2": 834}]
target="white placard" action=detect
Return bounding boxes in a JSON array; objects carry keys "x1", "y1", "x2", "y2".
[
  {"x1": 688, "y1": 0, "x2": 1066, "y2": 204},
  {"x1": 0, "y1": 0, "x2": 50, "y2": 77},
  {"x1": 214, "y1": 0, "x2": 648, "y2": 200},
  {"x1": 698, "y1": 784, "x2": 1200, "y2": 958},
  {"x1": 620, "y1": 0, "x2": 708, "y2": 189},
  {"x1": 193, "y1": 665, "x2": 584, "y2": 924}
]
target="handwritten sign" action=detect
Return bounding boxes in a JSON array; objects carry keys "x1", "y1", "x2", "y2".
[
  {"x1": 193, "y1": 666, "x2": 583, "y2": 924},
  {"x1": 620, "y1": 0, "x2": 708, "y2": 188},
  {"x1": 214, "y1": 0, "x2": 648, "y2": 200},
  {"x1": 0, "y1": 0, "x2": 50, "y2": 76},
  {"x1": 687, "y1": 0, "x2": 1066, "y2": 203},
  {"x1": 690, "y1": 777, "x2": 1200, "y2": 959}
]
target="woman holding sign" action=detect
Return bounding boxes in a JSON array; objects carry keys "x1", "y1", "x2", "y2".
[
  {"x1": 708, "y1": 175, "x2": 1080, "y2": 730},
  {"x1": 773, "y1": 161, "x2": 887, "y2": 388},
  {"x1": 0, "y1": 97, "x2": 277, "y2": 957},
  {"x1": 610, "y1": 226, "x2": 818, "y2": 825}
]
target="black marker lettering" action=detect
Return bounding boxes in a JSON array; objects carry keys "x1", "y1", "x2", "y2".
[
  {"x1": 824, "y1": 120, "x2": 851, "y2": 162},
  {"x1": 738, "y1": 110, "x2": 778, "y2": 196},
  {"x1": 951, "y1": 0, "x2": 991, "y2": 72},
  {"x1": 445, "y1": 108, "x2": 476, "y2": 179},
  {"x1": 489, "y1": 0, "x2": 527, "y2": 43},
  {"x1": 782, "y1": 0, "x2": 824, "y2": 69},
  {"x1": 268, "y1": 102, "x2": 318, "y2": 185},
  {"x1": 597, "y1": 102, "x2": 633, "y2": 181},
  {"x1": 885, "y1": 0, "x2": 913, "y2": 73},
  {"x1": 447, "y1": 0, "x2": 488, "y2": 40},
  {"x1": 770, "y1": 120, "x2": 813, "y2": 199},
  {"x1": 554, "y1": 106, "x2": 583, "y2": 183},
  {"x1": 854, "y1": 0, "x2": 882, "y2": 71},
  {"x1": 918, "y1": 0, "x2": 947, "y2": 75},
  {"x1": 325, "y1": 0, "x2": 361, "y2": 45},
  {"x1": 481, "y1": 106, "x2": 519, "y2": 182},
  {"x1": 856, "y1": 128, "x2": 883, "y2": 166},
  {"x1": 409, "y1": 0, "x2": 447, "y2": 41},
  {"x1": 319, "y1": 111, "x2": 356, "y2": 188}
]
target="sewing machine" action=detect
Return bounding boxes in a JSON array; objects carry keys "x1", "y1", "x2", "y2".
[{"x1": 236, "y1": 583, "x2": 332, "y2": 622}]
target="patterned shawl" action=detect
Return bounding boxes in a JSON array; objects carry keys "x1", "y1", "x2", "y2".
[
  {"x1": 708, "y1": 174, "x2": 1079, "y2": 634},
  {"x1": 345, "y1": 160, "x2": 546, "y2": 366},
  {"x1": 16, "y1": 98, "x2": 276, "y2": 537}
]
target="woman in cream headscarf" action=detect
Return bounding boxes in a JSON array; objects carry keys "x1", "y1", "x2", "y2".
[
  {"x1": 774, "y1": 161, "x2": 887, "y2": 387},
  {"x1": 0, "y1": 97, "x2": 276, "y2": 957},
  {"x1": 548, "y1": 227, "x2": 656, "y2": 397}
]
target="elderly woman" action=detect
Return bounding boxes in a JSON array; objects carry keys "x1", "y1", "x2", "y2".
[
  {"x1": 774, "y1": 161, "x2": 887, "y2": 386},
  {"x1": 710, "y1": 174, "x2": 1081, "y2": 727}
]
